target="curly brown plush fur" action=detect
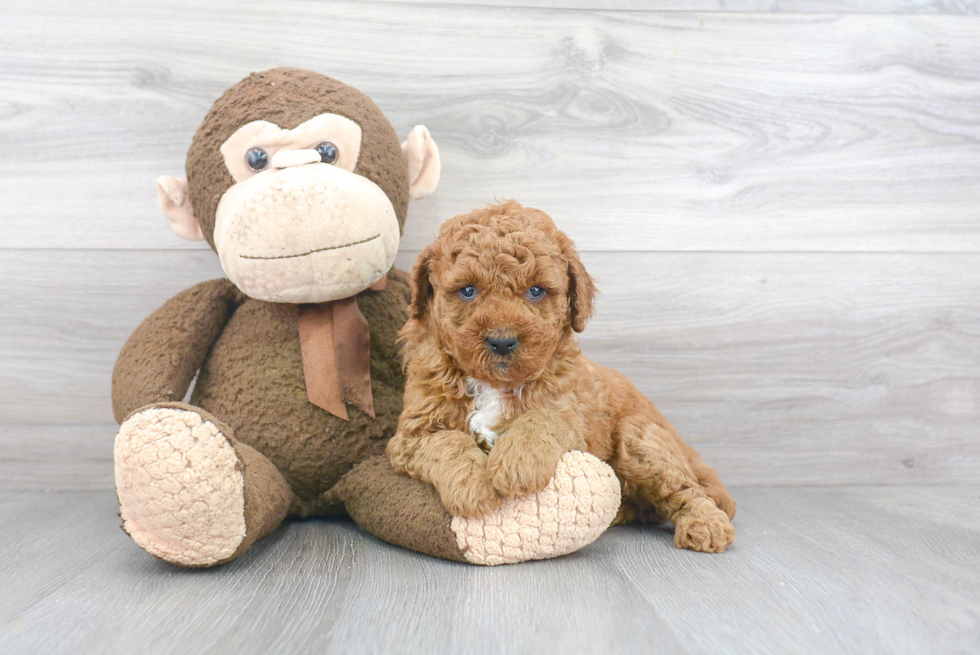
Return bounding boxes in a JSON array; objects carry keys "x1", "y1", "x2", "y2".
[{"x1": 388, "y1": 200, "x2": 737, "y2": 553}]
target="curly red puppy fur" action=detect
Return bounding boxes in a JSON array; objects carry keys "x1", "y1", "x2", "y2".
[{"x1": 387, "y1": 200, "x2": 737, "y2": 553}]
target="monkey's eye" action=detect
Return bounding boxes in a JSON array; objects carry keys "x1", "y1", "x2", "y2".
[
  {"x1": 526, "y1": 286, "x2": 547, "y2": 301},
  {"x1": 458, "y1": 285, "x2": 478, "y2": 301},
  {"x1": 245, "y1": 147, "x2": 269, "y2": 172},
  {"x1": 315, "y1": 142, "x2": 339, "y2": 164}
]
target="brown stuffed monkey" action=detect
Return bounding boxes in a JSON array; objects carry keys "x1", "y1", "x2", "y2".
[{"x1": 112, "y1": 68, "x2": 620, "y2": 567}]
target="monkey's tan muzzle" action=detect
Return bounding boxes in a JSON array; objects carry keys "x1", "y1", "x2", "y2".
[{"x1": 214, "y1": 164, "x2": 400, "y2": 304}]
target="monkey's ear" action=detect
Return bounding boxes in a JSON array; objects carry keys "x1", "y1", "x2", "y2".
[
  {"x1": 401, "y1": 126, "x2": 441, "y2": 202},
  {"x1": 156, "y1": 176, "x2": 205, "y2": 241},
  {"x1": 408, "y1": 244, "x2": 437, "y2": 320},
  {"x1": 559, "y1": 233, "x2": 597, "y2": 333}
]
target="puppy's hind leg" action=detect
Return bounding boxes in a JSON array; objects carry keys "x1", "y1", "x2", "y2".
[
  {"x1": 613, "y1": 420, "x2": 736, "y2": 553},
  {"x1": 678, "y1": 440, "x2": 737, "y2": 520}
]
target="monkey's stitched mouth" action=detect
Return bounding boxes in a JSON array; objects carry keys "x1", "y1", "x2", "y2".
[{"x1": 240, "y1": 233, "x2": 381, "y2": 260}]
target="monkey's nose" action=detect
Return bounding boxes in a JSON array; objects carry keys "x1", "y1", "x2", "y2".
[
  {"x1": 486, "y1": 335, "x2": 519, "y2": 356},
  {"x1": 270, "y1": 149, "x2": 321, "y2": 169}
]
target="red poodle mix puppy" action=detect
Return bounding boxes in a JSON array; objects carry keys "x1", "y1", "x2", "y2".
[{"x1": 387, "y1": 201, "x2": 736, "y2": 552}]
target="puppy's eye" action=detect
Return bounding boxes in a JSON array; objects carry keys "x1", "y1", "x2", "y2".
[
  {"x1": 526, "y1": 285, "x2": 547, "y2": 301},
  {"x1": 245, "y1": 147, "x2": 269, "y2": 172},
  {"x1": 458, "y1": 285, "x2": 478, "y2": 301},
  {"x1": 315, "y1": 142, "x2": 339, "y2": 164}
]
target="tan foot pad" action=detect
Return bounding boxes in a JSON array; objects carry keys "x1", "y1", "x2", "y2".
[
  {"x1": 114, "y1": 407, "x2": 246, "y2": 567},
  {"x1": 451, "y1": 451, "x2": 621, "y2": 566}
]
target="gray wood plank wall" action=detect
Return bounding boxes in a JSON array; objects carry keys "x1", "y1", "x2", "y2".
[{"x1": 1, "y1": 0, "x2": 978, "y2": 489}]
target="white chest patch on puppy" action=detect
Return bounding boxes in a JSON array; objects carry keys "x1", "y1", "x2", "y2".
[{"x1": 466, "y1": 378, "x2": 507, "y2": 451}]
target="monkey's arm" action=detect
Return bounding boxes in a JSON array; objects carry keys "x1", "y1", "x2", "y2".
[{"x1": 111, "y1": 278, "x2": 243, "y2": 423}]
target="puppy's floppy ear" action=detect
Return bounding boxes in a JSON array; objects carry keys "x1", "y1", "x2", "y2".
[
  {"x1": 409, "y1": 244, "x2": 437, "y2": 320},
  {"x1": 559, "y1": 233, "x2": 597, "y2": 333}
]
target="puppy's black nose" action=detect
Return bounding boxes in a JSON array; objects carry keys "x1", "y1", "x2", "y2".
[{"x1": 486, "y1": 335, "x2": 519, "y2": 356}]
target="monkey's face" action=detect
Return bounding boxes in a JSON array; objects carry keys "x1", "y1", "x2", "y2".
[
  {"x1": 213, "y1": 113, "x2": 399, "y2": 304},
  {"x1": 157, "y1": 69, "x2": 441, "y2": 305}
]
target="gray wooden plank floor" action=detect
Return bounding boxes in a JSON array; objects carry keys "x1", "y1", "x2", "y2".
[
  {"x1": 1, "y1": 487, "x2": 977, "y2": 654},
  {"x1": 373, "y1": 1, "x2": 980, "y2": 13}
]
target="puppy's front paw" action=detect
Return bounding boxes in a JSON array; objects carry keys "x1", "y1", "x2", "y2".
[
  {"x1": 439, "y1": 474, "x2": 503, "y2": 518},
  {"x1": 674, "y1": 501, "x2": 736, "y2": 553},
  {"x1": 487, "y1": 437, "x2": 561, "y2": 497}
]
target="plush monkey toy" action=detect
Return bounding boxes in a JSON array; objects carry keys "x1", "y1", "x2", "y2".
[{"x1": 113, "y1": 68, "x2": 619, "y2": 567}]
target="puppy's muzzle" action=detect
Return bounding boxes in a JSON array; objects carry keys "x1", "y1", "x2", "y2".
[{"x1": 486, "y1": 334, "x2": 519, "y2": 357}]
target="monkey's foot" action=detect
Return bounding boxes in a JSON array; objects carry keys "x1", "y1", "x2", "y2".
[
  {"x1": 450, "y1": 451, "x2": 621, "y2": 566},
  {"x1": 114, "y1": 405, "x2": 247, "y2": 567}
]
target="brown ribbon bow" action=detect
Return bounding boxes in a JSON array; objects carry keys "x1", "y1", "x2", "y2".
[{"x1": 296, "y1": 275, "x2": 386, "y2": 421}]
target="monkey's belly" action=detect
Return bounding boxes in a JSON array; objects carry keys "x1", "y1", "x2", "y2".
[{"x1": 190, "y1": 299, "x2": 402, "y2": 502}]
